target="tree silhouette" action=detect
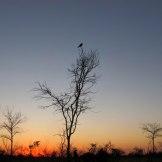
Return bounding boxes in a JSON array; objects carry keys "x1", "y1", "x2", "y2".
[
  {"x1": 34, "y1": 46, "x2": 99, "y2": 160},
  {"x1": 29, "y1": 141, "x2": 40, "y2": 156},
  {"x1": 89, "y1": 143, "x2": 97, "y2": 154},
  {"x1": 0, "y1": 108, "x2": 25, "y2": 156},
  {"x1": 142, "y1": 122, "x2": 162, "y2": 153},
  {"x1": 103, "y1": 141, "x2": 113, "y2": 154}
]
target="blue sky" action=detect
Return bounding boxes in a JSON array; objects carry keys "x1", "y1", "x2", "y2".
[{"x1": 0, "y1": 0, "x2": 162, "y2": 149}]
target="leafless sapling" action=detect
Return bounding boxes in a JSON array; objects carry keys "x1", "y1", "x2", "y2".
[
  {"x1": 142, "y1": 122, "x2": 162, "y2": 153},
  {"x1": 0, "y1": 108, "x2": 25, "y2": 156}
]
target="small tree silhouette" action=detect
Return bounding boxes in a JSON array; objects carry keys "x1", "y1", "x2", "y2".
[
  {"x1": 0, "y1": 108, "x2": 25, "y2": 156},
  {"x1": 103, "y1": 141, "x2": 113, "y2": 153},
  {"x1": 142, "y1": 122, "x2": 162, "y2": 153},
  {"x1": 29, "y1": 141, "x2": 40, "y2": 156},
  {"x1": 89, "y1": 143, "x2": 97, "y2": 154}
]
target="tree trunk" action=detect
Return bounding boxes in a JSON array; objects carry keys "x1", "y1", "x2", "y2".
[
  {"x1": 11, "y1": 136, "x2": 13, "y2": 156},
  {"x1": 66, "y1": 136, "x2": 71, "y2": 161},
  {"x1": 152, "y1": 137, "x2": 155, "y2": 153}
]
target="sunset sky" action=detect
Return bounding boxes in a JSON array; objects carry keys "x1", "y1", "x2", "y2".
[{"x1": 0, "y1": 0, "x2": 162, "y2": 153}]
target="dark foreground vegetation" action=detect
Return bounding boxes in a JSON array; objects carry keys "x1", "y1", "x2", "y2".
[{"x1": 0, "y1": 153, "x2": 162, "y2": 162}]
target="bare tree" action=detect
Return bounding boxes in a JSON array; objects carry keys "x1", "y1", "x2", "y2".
[
  {"x1": 0, "y1": 108, "x2": 25, "y2": 156},
  {"x1": 34, "y1": 46, "x2": 99, "y2": 159},
  {"x1": 142, "y1": 122, "x2": 162, "y2": 153}
]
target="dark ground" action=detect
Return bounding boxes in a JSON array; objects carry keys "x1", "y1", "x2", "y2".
[{"x1": 0, "y1": 155, "x2": 162, "y2": 162}]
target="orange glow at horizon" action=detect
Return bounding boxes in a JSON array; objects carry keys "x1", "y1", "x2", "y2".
[
  {"x1": 0, "y1": 113, "x2": 150, "y2": 156},
  {"x1": 0, "y1": 133, "x2": 149, "y2": 157},
  {"x1": 14, "y1": 146, "x2": 56, "y2": 157}
]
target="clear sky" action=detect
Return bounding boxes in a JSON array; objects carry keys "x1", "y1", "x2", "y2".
[{"x1": 0, "y1": 0, "x2": 162, "y2": 152}]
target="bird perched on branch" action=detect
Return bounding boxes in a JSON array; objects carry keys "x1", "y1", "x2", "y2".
[{"x1": 77, "y1": 43, "x2": 83, "y2": 48}]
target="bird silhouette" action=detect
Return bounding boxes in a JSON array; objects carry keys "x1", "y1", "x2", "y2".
[{"x1": 77, "y1": 43, "x2": 83, "y2": 48}]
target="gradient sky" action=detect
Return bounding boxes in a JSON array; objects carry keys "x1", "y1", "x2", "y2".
[{"x1": 0, "y1": 0, "x2": 162, "y2": 151}]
